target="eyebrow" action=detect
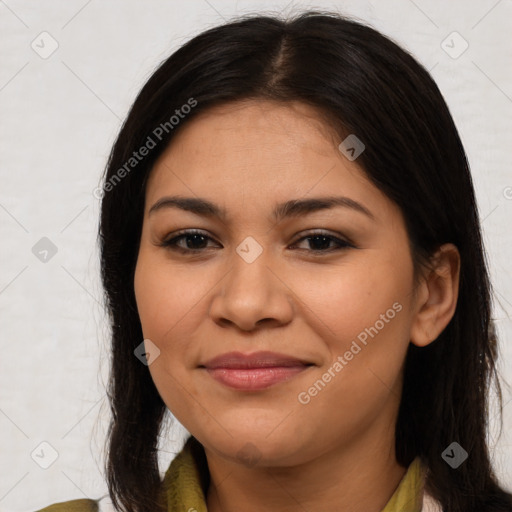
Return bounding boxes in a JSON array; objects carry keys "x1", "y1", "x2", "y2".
[{"x1": 148, "y1": 195, "x2": 375, "y2": 222}]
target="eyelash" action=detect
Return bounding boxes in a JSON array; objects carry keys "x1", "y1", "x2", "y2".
[{"x1": 159, "y1": 229, "x2": 355, "y2": 255}]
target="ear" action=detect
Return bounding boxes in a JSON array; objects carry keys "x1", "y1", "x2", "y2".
[{"x1": 410, "y1": 243, "x2": 460, "y2": 347}]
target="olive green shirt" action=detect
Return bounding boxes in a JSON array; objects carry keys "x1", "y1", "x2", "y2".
[{"x1": 36, "y1": 436, "x2": 428, "y2": 511}]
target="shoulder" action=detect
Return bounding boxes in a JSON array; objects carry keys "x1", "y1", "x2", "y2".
[{"x1": 35, "y1": 498, "x2": 99, "y2": 511}]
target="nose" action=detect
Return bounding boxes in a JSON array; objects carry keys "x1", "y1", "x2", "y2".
[{"x1": 209, "y1": 249, "x2": 294, "y2": 332}]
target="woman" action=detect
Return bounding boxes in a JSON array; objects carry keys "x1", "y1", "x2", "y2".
[{"x1": 38, "y1": 10, "x2": 512, "y2": 512}]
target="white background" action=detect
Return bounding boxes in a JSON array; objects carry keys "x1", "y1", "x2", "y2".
[{"x1": 1, "y1": 1, "x2": 511, "y2": 511}]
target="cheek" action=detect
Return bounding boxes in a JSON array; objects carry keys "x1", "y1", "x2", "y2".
[
  {"x1": 288, "y1": 254, "x2": 413, "y2": 405},
  {"x1": 290, "y1": 254, "x2": 412, "y2": 346},
  {"x1": 134, "y1": 251, "x2": 204, "y2": 341},
  {"x1": 133, "y1": 253, "x2": 206, "y2": 421},
  {"x1": 133, "y1": 251, "x2": 215, "y2": 384},
  {"x1": 290, "y1": 265, "x2": 411, "y2": 443}
]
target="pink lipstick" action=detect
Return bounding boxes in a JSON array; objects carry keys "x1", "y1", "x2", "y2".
[{"x1": 200, "y1": 351, "x2": 313, "y2": 391}]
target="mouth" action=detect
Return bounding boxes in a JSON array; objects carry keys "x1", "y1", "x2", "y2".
[{"x1": 199, "y1": 351, "x2": 315, "y2": 391}]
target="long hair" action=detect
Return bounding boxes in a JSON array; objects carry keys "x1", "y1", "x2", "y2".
[{"x1": 98, "y1": 10, "x2": 512, "y2": 512}]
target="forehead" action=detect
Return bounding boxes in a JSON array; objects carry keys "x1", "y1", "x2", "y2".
[
  {"x1": 144, "y1": 99, "x2": 390, "y2": 221},
  {"x1": 158, "y1": 99, "x2": 341, "y2": 161}
]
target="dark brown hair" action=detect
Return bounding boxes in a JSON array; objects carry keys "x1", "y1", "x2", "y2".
[{"x1": 98, "y1": 10, "x2": 512, "y2": 512}]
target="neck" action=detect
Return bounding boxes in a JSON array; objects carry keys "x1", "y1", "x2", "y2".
[{"x1": 204, "y1": 422, "x2": 406, "y2": 512}]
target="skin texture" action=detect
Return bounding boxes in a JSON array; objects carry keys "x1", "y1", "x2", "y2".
[{"x1": 134, "y1": 99, "x2": 460, "y2": 512}]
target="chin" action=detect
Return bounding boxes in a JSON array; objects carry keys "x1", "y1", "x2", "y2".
[{"x1": 197, "y1": 425, "x2": 309, "y2": 468}]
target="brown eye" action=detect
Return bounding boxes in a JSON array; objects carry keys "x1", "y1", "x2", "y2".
[
  {"x1": 290, "y1": 231, "x2": 354, "y2": 253},
  {"x1": 160, "y1": 230, "x2": 219, "y2": 253}
]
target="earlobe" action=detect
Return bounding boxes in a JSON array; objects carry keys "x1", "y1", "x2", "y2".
[{"x1": 409, "y1": 243, "x2": 460, "y2": 348}]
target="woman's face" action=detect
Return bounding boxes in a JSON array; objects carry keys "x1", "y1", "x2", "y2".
[{"x1": 134, "y1": 99, "x2": 422, "y2": 467}]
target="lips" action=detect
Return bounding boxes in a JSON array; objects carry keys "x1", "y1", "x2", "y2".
[
  {"x1": 199, "y1": 351, "x2": 314, "y2": 391},
  {"x1": 200, "y1": 351, "x2": 313, "y2": 369}
]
